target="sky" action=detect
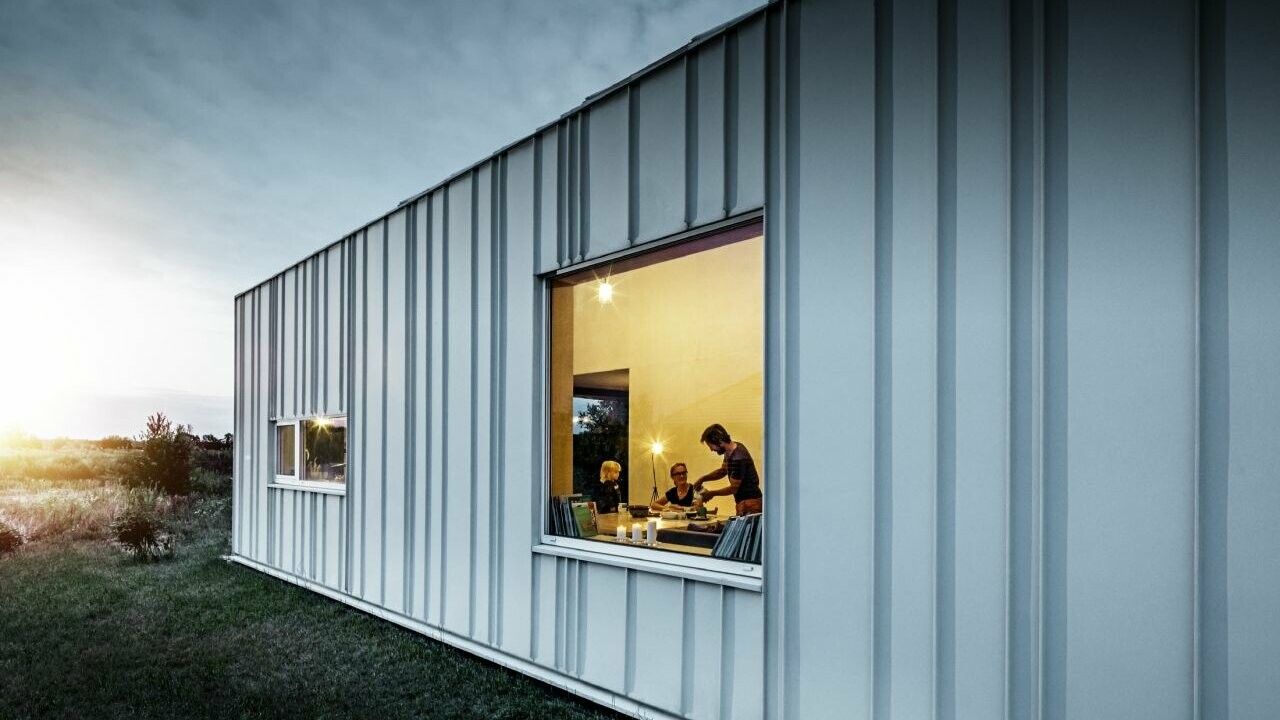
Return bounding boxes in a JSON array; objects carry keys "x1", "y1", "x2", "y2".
[{"x1": 0, "y1": 0, "x2": 760, "y2": 440}]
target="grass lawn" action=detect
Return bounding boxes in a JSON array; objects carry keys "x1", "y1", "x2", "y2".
[{"x1": 0, "y1": 471, "x2": 620, "y2": 719}]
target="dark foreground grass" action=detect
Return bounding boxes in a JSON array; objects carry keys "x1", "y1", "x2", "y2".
[{"x1": 0, "y1": 532, "x2": 620, "y2": 720}]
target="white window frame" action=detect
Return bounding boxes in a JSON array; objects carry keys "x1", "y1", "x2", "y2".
[
  {"x1": 270, "y1": 414, "x2": 348, "y2": 494},
  {"x1": 536, "y1": 214, "x2": 765, "y2": 589}
]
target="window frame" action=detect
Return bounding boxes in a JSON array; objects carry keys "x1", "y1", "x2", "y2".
[
  {"x1": 537, "y1": 213, "x2": 765, "y2": 585},
  {"x1": 270, "y1": 414, "x2": 348, "y2": 494}
]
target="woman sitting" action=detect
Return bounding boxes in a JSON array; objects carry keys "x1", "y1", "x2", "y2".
[{"x1": 650, "y1": 462, "x2": 699, "y2": 510}]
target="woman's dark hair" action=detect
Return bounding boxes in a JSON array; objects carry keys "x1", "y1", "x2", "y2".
[
  {"x1": 669, "y1": 462, "x2": 688, "y2": 477},
  {"x1": 700, "y1": 424, "x2": 731, "y2": 445}
]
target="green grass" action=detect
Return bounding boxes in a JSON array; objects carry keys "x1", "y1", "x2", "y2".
[{"x1": 0, "y1": 484, "x2": 619, "y2": 719}]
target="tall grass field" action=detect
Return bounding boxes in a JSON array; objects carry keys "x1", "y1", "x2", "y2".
[{"x1": 0, "y1": 438, "x2": 619, "y2": 720}]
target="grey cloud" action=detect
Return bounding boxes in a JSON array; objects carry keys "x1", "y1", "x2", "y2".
[{"x1": 0, "y1": 0, "x2": 760, "y2": 437}]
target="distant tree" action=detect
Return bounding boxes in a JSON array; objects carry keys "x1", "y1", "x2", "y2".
[
  {"x1": 97, "y1": 435, "x2": 136, "y2": 451},
  {"x1": 191, "y1": 432, "x2": 233, "y2": 476},
  {"x1": 571, "y1": 399, "x2": 629, "y2": 501},
  {"x1": 123, "y1": 413, "x2": 193, "y2": 495}
]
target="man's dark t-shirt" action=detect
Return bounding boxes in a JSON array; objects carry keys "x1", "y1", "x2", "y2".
[
  {"x1": 665, "y1": 485, "x2": 696, "y2": 507},
  {"x1": 725, "y1": 443, "x2": 762, "y2": 502}
]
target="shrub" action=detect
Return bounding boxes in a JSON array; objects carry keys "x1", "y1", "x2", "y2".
[
  {"x1": 110, "y1": 489, "x2": 173, "y2": 562},
  {"x1": 0, "y1": 518, "x2": 22, "y2": 554},
  {"x1": 123, "y1": 413, "x2": 193, "y2": 495},
  {"x1": 42, "y1": 455, "x2": 94, "y2": 481},
  {"x1": 189, "y1": 468, "x2": 231, "y2": 497}
]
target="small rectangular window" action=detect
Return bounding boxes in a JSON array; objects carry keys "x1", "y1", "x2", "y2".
[
  {"x1": 302, "y1": 417, "x2": 347, "y2": 484},
  {"x1": 547, "y1": 223, "x2": 764, "y2": 565},
  {"x1": 276, "y1": 423, "x2": 297, "y2": 477}
]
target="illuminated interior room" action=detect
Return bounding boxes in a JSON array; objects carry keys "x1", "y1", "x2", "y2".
[{"x1": 548, "y1": 226, "x2": 763, "y2": 558}]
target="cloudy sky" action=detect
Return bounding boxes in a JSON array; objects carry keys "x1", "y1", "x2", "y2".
[{"x1": 0, "y1": 0, "x2": 759, "y2": 439}]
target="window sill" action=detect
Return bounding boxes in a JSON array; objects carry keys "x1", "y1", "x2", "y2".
[
  {"x1": 267, "y1": 482, "x2": 347, "y2": 496},
  {"x1": 533, "y1": 536, "x2": 762, "y2": 592}
]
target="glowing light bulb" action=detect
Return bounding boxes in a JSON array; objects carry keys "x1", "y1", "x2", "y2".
[
  {"x1": 597, "y1": 281, "x2": 614, "y2": 303},
  {"x1": 650, "y1": 441, "x2": 664, "y2": 455},
  {"x1": 312, "y1": 416, "x2": 332, "y2": 428}
]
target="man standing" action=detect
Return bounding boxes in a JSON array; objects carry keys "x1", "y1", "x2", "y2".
[{"x1": 693, "y1": 424, "x2": 763, "y2": 515}]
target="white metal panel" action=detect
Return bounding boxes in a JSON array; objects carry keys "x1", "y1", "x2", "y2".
[
  {"x1": 280, "y1": 268, "x2": 295, "y2": 419},
  {"x1": 325, "y1": 245, "x2": 344, "y2": 414},
  {"x1": 578, "y1": 564, "x2": 627, "y2": 692},
  {"x1": 536, "y1": 128, "x2": 561, "y2": 273},
  {"x1": 361, "y1": 221, "x2": 386, "y2": 604},
  {"x1": 584, "y1": 92, "x2": 629, "y2": 258},
  {"x1": 731, "y1": 15, "x2": 765, "y2": 215},
  {"x1": 411, "y1": 197, "x2": 430, "y2": 622},
  {"x1": 347, "y1": 230, "x2": 366, "y2": 594},
  {"x1": 426, "y1": 191, "x2": 447, "y2": 626},
  {"x1": 254, "y1": 285, "x2": 271, "y2": 562},
  {"x1": 692, "y1": 40, "x2": 726, "y2": 227},
  {"x1": 300, "y1": 259, "x2": 311, "y2": 417},
  {"x1": 1060, "y1": 3, "x2": 1197, "y2": 718},
  {"x1": 323, "y1": 494, "x2": 341, "y2": 586},
  {"x1": 722, "y1": 588, "x2": 763, "y2": 720},
  {"x1": 499, "y1": 141, "x2": 537, "y2": 659},
  {"x1": 443, "y1": 175, "x2": 474, "y2": 636},
  {"x1": 949, "y1": 0, "x2": 1011, "y2": 715},
  {"x1": 384, "y1": 209, "x2": 408, "y2": 614},
  {"x1": 473, "y1": 161, "x2": 494, "y2": 643},
  {"x1": 683, "y1": 581, "x2": 725, "y2": 719},
  {"x1": 634, "y1": 62, "x2": 687, "y2": 244},
  {"x1": 532, "y1": 554, "x2": 559, "y2": 668},
  {"x1": 887, "y1": 2, "x2": 939, "y2": 717},
  {"x1": 1224, "y1": 3, "x2": 1280, "y2": 716},
  {"x1": 779, "y1": 0, "x2": 876, "y2": 717},
  {"x1": 629, "y1": 573, "x2": 684, "y2": 712}
]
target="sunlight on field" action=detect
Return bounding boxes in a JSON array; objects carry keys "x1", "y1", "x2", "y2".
[{"x1": 0, "y1": 443, "x2": 133, "y2": 543}]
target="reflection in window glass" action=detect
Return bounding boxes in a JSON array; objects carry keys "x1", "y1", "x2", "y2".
[
  {"x1": 302, "y1": 417, "x2": 347, "y2": 483},
  {"x1": 276, "y1": 424, "x2": 296, "y2": 477},
  {"x1": 548, "y1": 227, "x2": 764, "y2": 563}
]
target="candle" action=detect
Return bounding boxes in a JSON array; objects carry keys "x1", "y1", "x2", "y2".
[
  {"x1": 631, "y1": 524, "x2": 642, "y2": 543},
  {"x1": 616, "y1": 525, "x2": 626, "y2": 541},
  {"x1": 647, "y1": 519, "x2": 658, "y2": 546}
]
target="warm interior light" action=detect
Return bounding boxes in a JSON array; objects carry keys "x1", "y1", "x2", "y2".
[
  {"x1": 650, "y1": 441, "x2": 664, "y2": 455},
  {"x1": 597, "y1": 281, "x2": 614, "y2": 303},
  {"x1": 312, "y1": 416, "x2": 333, "y2": 429}
]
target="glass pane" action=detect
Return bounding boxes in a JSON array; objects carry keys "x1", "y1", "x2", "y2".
[
  {"x1": 302, "y1": 417, "x2": 347, "y2": 483},
  {"x1": 276, "y1": 424, "x2": 296, "y2": 477},
  {"x1": 548, "y1": 228, "x2": 764, "y2": 563}
]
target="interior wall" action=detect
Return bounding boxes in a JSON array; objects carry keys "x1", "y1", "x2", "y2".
[{"x1": 570, "y1": 235, "x2": 764, "y2": 513}]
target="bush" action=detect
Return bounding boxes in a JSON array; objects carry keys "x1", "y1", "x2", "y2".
[
  {"x1": 0, "y1": 518, "x2": 22, "y2": 554},
  {"x1": 189, "y1": 468, "x2": 231, "y2": 497},
  {"x1": 123, "y1": 413, "x2": 192, "y2": 495},
  {"x1": 110, "y1": 489, "x2": 173, "y2": 562}
]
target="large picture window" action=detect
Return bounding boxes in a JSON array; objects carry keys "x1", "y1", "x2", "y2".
[{"x1": 548, "y1": 223, "x2": 764, "y2": 565}]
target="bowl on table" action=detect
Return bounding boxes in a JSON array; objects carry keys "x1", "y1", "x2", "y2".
[{"x1": 627, "y1": 506, "x2": 652, "y2": 519}]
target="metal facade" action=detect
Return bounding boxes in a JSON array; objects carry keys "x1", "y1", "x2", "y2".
[{"x1": 233, "y1": 1, "x2": 1280, "y2": 718}]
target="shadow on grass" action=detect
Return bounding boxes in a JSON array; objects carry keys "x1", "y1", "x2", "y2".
[{"x1": 0, "y1": 533, "x2": 623, "y2": 720}]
